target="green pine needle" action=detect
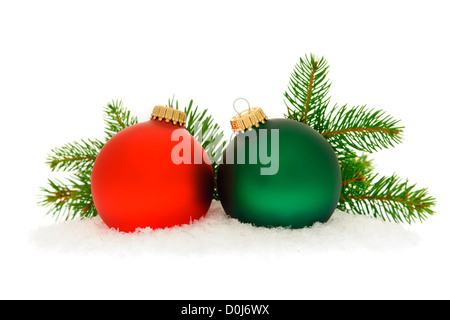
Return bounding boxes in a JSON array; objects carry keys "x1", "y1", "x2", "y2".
[
  {"x1": 285, "y1": 53, "x2": 436, "y2": 223},
  {"x1": 40, "y1": 100, "x2": 136, "y2": 220},
  {"x1": 322, "y1": 104, "x2": 404, "y2": 153},
  {"x1": 339, "y1": 173, "x2": 436, "y2": 224},
  {"x1": 39, "y1": 172, "x2": 95, "y2": 221},
  {"x1": 284, "y1": 53, "x2": 331, "y2": 131},
  {"x1": 103, "y1": 100, "x2": 138, "y2": 140},
  {"x1": 46, "y1": 138, "x2": 104, "y2": 172}
]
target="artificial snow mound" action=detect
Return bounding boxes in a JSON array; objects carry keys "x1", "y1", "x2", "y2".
[{"x1": 30, "y1": 201, "x2": 419, "y2": 256}]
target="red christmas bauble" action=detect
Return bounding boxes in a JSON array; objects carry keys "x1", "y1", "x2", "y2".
[{"x1": 91, "y1": 106, "x2": 214, "y2": 232}]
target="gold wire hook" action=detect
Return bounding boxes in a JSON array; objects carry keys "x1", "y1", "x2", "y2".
[{"x1": 233, "y1": 98, "x2": 251, "y2": 116}]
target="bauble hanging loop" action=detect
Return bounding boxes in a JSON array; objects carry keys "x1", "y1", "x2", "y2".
[
  {"x1": 232, "y1": 97, "x2": 251, "y2": 114},
  {"x1": 230, "y1": 98, "x2": 268, "y2": 134}
]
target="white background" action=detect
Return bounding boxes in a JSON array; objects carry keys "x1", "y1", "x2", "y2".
[{"x1": 1, "y1": 0, "x2": 449, "y2": 299}]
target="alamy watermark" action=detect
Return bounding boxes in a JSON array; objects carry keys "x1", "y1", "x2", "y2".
[{"x1": 170, "y1": 121, "x2": 279, "y2": 175}]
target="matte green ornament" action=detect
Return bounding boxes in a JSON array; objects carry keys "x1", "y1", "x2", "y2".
[{"x1": 217, "y1": 104, "x2": 342, "y2": 229}]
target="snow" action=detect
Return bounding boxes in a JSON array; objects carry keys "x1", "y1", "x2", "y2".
[
  {"x1": 30, "y1": 201, "x2": 420, "y2": 256},
  {"x1": 28, "y1": 200, "x2": 447, "y2": 300}
]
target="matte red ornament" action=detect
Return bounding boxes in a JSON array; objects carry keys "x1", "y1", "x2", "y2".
[{"x1": 91, "y1": 106, "x2": 214, "y2": 232}]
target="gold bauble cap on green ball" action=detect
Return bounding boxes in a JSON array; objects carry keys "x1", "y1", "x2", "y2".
[
  {"x1": 230, "y1": 98, "x2": 268, "y2": 134},
  {"x1": 151, "y1": 105, "x2": 186, "y2": 127}
]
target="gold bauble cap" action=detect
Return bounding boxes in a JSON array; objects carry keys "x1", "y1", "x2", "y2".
[
  {"x1": 151, "y1": 106, "x2": 186, "y2": 127},
  {"x1": 230, "y1": 98, "x2": 268, "y2": 134}
]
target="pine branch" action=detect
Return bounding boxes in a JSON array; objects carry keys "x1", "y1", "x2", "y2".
[
  {"x1": 103, "y1": 100, "x2": 138, "y2": 140},
  {"x1": 337, "y1": 152, "x2": 436, "y2": 222},
  {"x1": 39, "y1": 172, "x2": 96, "y2": 221},
  {"x1": 284, "y1": 54, "x2": 331, "y2": 131},
  {"x1": 184, "y1": 101, "x2": 225, "y2": 156},
  {"x1": 322, "y1": 104, "x2": 403, "y2": 153},
  {"x1": 339, "y1": 165, "x2": 435, "y2": 223},
  {"x1": 282, "y1": 53, "x2": 436, "y2": 223},
  {"x1": 339, "y1": 154, "x2": 373, "y2": 188},
  {"x1": 46, "y1": 138, "x2": 104, "y2": 172},
  {"x1": 336, "y1": 154, "x2": 371, "y2": 212},
  {"x1": 40, "y1": 99, "x2": 139, "y2": 220}
]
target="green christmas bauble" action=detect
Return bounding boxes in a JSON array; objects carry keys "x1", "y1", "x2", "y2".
[{"x1": 217, "y1": 114, "x2": 342, "y2": 229}]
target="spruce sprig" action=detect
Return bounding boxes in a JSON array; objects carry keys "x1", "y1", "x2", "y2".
[
  {"x1": 46, "y1": 138, "x2": 104, "y2": 172},
  {"x1": 321, "y1": 104, "x2": 403, "y2": 153},
  {"x1": 103, "y1": 100, "x2": 138, "y2": 139},
  {"x1": 40, "y1": 172, "x2": 95, "y2": 220},
  {"x1": 40, "y1": 99, "x2": 225, "y2": 219},
  {"x1": 284, "y1": 54, "x2": 436, "y2": 223},
  {"x1": 339, "y1": 171, "x2": 435, "y2": 223},
  {"x1": 284, "y1": 55, "x2": 331, "y2": 132},
  {"x1": 39, "y1": 101, "x2": 136, "y2": 220}
]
